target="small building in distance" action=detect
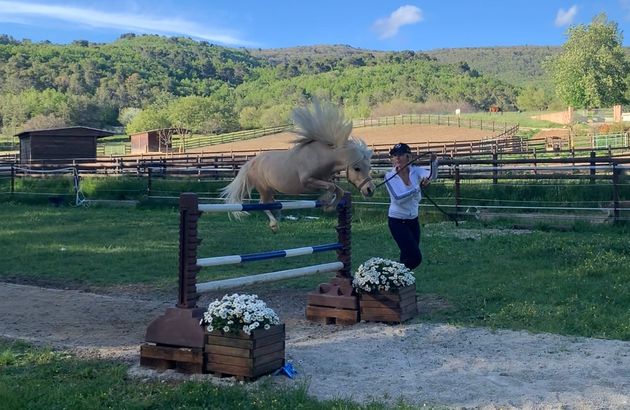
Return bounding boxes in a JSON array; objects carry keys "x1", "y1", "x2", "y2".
[
  {"x1": 130, "y1": 128, "x2": 189, "y2": 154},
  {"x1": 17, "y1": 126, "x2": 115, "y2": 163}
]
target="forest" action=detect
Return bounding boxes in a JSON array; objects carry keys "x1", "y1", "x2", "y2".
[{"x1": 0, "y1": 33, "x2": 624, "y2": 136}]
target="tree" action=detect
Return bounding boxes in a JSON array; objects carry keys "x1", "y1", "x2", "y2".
[
  {"x1": 516, "y1": 86, "x2": 552, "y2": 111},
  {"x1": 547, "y1": 13, "x2": 629, "y2": 109}
]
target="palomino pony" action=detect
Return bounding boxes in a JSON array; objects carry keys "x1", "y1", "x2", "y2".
[{"x1": 221, "y1": 99, "x2": 375, "y2": 231}]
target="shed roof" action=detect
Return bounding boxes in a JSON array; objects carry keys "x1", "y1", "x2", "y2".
[{"x1": 15, "y1": 126, "x2": 116, "y2": 138}]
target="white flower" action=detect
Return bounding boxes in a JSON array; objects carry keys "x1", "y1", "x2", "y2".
[
  {"x1": 352, "y1": 257, "x2": 416, "y2": 293},
  {"x1": 200, "y1": 293, "x2": 280, "y2": 335}
]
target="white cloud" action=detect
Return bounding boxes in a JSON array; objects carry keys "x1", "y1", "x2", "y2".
[
  {"x1": 555, "y1": 5, "x2": 578, "y2": 27},
  {"x1": 373, "y1": 5, "x2": 423, "y2": 39},
  {"x1": 0, "y1": 1, "x2": 257, "y2": 46}
]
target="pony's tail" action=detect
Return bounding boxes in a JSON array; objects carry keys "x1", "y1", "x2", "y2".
[{"x1": 220, "y1": 161, "x2": 253, "y2": 220}]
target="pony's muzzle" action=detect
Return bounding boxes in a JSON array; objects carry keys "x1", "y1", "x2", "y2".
[{"x1": 361, "y1": 182, "x2": 376, "y2": 197}]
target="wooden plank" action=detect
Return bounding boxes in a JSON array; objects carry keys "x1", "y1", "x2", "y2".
[
  {"x1": 251, "y1": 324, "x2": 285, "y2": 339},
  {"x1": 205, "y1": 324, "x2": 284, "y2": 350},
  {"x1": 306, "y1": 305, "x2": 359, "y2": 322},
  {"x1": 206, "y1": 344, "x2": 251, "y2": 358},
  {"x1": 206, "y1": 335, "x2": 252, "y2": 349},
  {"x1": 253, "y1": 331, "x2": 285, "y2": 349},
  {"x1": 306, "y1": 293, "x2": 359, "y2": 309},
  {"x1": 254, "y1": 341, "x2": 285, "y2": 357},
  {"x1": 360, "y1": 298, "x2": 403, "y2": 308},
  {"x1": 205, "y1": 339, "x2": 284, "y2": 359},
  {"x1": 206, "y1": 358, "x2": 284, "y2": 379},
  {"x1": 360, "y1": 292, "x2": 402, "y2": 303},
  {"x1": 140, "y1": 344, "x2": 203, "y2": 364},
  {"x1": 207, "y1": 349, "x2": 284, "y2": 367}
]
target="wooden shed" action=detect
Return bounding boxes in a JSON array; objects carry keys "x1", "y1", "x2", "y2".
[
  {"x1": 17, "y1": 126, "x2": 115, "y2": 163},
  {"x1": 130, "y1": 128, "x2": 188, "y2": 154}
]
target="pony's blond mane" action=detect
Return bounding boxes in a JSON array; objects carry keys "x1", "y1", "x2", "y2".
[
  {"x1": 347, "y1": 137, "x2": 373, "y2": 162},
  {"x1": 291, "y1": 98, "x2": 352, "y2": 148}
]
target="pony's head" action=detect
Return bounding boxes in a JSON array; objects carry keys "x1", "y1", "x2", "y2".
[{"x1": 346, "y1": 137, "x2": 375, "y2": 197}]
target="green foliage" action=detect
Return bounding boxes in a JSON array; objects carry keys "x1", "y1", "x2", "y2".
[
  {"x1": 547, "y1": 13, "x2": 629, "y2": 109},
  {"x1": 0, "y1": 34, "x2": 523, "y2": 134},
  {"x1": 427, "y1": 46, "x2": 559, "y2": 87},
  {"x1": 1, "y1": 338, "x2": 378, "y2": 409},
  {"x1": 125, "y1": 106, "x2": 170, "y2": 134},
  {"x1": 516, "y1": 85, "x2": 553, "y2": 111}
]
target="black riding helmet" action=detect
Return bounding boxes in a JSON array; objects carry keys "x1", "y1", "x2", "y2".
[{"x1": 389, "y1": 142, "x2": 411, "y2": 156}]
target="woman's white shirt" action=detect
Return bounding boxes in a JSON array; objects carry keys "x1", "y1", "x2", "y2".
[{"x1": 385, "y1": 165, "x2": 431, "y2": 219}]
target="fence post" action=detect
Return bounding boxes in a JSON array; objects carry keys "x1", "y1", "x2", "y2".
[
  {"x1": 336, "y1": 192, "x2": 352, "y2": 280},
  {"x1": 492, "y1": 150, "x2": 498, "y2": 185},
  {"x1": 612, "y1": 163, "x2": 620, "y2": 224},
  {"x1": 147, "y1": 168, "x2": 152, "y2": 196},
  {"x1": 454, "y1": 165, "x2": 461, "y2": 218},
  {"x1": 178, "y1": 193, "x2": 202, "y2": 309},
  {"x1": 590, "y1": 151, "x2": 596, "y2": 184},
  {"x1": 10, "y1": 165, "x2": 15, "y2": 194}
]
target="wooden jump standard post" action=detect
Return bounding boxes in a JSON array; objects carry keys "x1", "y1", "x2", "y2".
[{"x1": 141, "y1": 192, "x2": 357, "y2": 372}]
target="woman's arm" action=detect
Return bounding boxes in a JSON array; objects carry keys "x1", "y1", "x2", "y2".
[{"x1": 385, "y1": 173, "x2": 418, "y2": 200}]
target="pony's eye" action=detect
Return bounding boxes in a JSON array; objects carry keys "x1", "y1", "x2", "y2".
[{"x1": 354, "y1": 167, "x2": 361, "y2": 172}]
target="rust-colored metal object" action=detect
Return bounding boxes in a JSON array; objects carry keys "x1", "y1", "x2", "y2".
[{"x1": 306, "y1": 192, "x2": 360, "y2": 324}]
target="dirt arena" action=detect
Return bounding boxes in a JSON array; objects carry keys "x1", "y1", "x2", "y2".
[{"x1": 192, "y1": 124, "x2": 503, "y2": 153}]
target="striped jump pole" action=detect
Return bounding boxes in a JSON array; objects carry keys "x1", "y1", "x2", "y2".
[{"x1": 144, "y1": 192, "x2": 356, "y2": 351}]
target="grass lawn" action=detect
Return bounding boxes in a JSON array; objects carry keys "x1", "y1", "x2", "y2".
[
  {"x1": 0, "y1": 201, "x2": 628, "y2": 340},
  {"x1": 0, "y1": 201, "x2": 628, "y2": 408}
]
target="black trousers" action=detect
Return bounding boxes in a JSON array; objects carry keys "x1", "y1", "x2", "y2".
[{"x1": 388, "y1": 216, "x2": 422, "y2": 270}]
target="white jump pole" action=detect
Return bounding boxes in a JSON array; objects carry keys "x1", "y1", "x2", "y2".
[{"x1": 196, "y1": 261, "x2": 343, "y2": 293}]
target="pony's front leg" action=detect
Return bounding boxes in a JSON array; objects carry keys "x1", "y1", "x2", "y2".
[
  {"x1": 324, "y1": 185, "x2": 345, "y2": 212},
  {"x1": 260, "y1": 191, "x2": 279, "y2": 232},
  {"x1": 264, "y1": 210, "x2": 279, "y2": 233},
  {"x1": 301, "y1": 177, "x2": 342, "y2": 211}
]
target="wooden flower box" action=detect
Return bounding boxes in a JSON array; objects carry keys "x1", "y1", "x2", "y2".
[
  {"x1": 204, "y1": 324, "x2": 285, "y2": 380},
  {"x1": 359, "y1": 284, "x2": 418, "y2": 323}
]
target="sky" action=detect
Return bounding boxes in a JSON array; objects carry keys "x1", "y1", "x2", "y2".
[{"x1": 0, "y1": 1, "x2": 629, "y2": 51}]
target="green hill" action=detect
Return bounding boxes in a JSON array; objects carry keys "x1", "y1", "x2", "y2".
[{"x1": 0, "y1": 35, "x2": 558, "y2": 134}]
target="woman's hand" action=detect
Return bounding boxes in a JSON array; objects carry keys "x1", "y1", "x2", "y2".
[{"x1": 421, "y1": 178, "x2": 430, "y2": 187}]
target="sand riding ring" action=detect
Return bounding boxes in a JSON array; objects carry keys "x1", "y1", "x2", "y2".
[{"x1": 140, "y1": 192, "x2": 358, "y2": 377}]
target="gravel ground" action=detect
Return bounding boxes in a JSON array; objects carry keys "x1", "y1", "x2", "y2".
[{"x1": 1, "y1": 281, "x2": 629, "y2": 409}]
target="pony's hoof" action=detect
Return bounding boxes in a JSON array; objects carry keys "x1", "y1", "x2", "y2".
[
  {"x1": 269, "y1": 224, "x2": 279, "y2": 233},
  {"x1": 322, "y1": 200, "x2": 340, "y2": 212},
  {"x1": 318, "y1": 191, "x2": 338, "y2": 210}
]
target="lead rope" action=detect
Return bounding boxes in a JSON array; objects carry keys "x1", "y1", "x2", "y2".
[
  {"x1": 374, "y1": 151, "x2": 432, "y2": 189},
  {"x1": 376, "y1": 151, "x2": 458, "y2": 226}
]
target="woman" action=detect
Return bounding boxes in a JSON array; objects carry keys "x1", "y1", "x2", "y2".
[{"x1": 384, "y1": 143, "x2": 437, "y2": 269}]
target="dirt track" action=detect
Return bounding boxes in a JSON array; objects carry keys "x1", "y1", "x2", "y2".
[
  {"x1": 2, "y1": 276, "x2": 629, "y2": 409},
  {"x1": 191, "y1": 124, "x2": 501, "y2": 153}
]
